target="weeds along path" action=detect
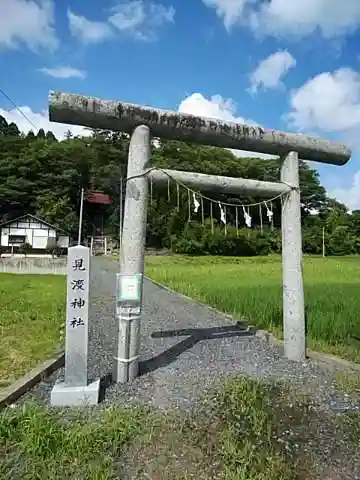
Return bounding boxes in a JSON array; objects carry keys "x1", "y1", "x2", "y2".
[{"x1": 20, "y1": 257, "x2": 360, "y2": 477}]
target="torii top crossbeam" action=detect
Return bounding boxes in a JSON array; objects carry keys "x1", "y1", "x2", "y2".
[{"x1": 48, "y1": 91, "x2": 351, "y2": 166}]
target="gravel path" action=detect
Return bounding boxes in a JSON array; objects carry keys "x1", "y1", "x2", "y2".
[
  {"x1": 23, "y1": 257, "x2": 360, "y2": 478},
  {"x1": 27, "y1": 257, "x2": 359, "y2": 413}
]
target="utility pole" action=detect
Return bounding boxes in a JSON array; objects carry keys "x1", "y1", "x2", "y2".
[
  {"x1": 322, "y1": 226, "x2": 325, "y2": 258},
  {"x1": 78, "y1": 187, "x2": 84, "y2": 245}
]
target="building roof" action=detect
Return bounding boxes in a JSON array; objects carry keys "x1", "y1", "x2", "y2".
[
  {"x1": 85, "y1": 190, "x2": 112, "y2": 205},
  {"x1": 0, "y1": 214, "x2": 70, "y2": 235}
]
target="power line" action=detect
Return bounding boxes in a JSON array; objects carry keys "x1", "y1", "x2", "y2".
[{"x1": 0, "y1": 86, "x2": 38, "y2": 131}]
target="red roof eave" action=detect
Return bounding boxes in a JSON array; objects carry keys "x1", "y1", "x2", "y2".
[{"x1": 85, "y1": 191, "x2": 112, "y2": 205}]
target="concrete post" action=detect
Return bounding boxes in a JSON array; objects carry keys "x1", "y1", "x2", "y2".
[
  {"x1": 51, "y1": 245, "x2": 100, "y2": 406},
  {"x1": 64, "y1": 245, "x2": 90, "y2": 386},
  {"x1": 280, "y1": 151, "x2": 306, "y2": 361},
  {"x1": 113, "y1": 125, "x2": 150, "y2": 383}
]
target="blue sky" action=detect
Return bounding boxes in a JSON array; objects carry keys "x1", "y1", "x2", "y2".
[{"x1": 1, "y1": 0, "x2": 360, "y2": 208}]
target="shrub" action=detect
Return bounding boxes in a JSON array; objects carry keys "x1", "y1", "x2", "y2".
[{"x1": 171, "y1": 222, "x2": 275, "y2": 256}]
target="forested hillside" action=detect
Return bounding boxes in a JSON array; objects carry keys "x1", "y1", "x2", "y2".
[{"x1": 0, "y1": 114, "x2": 358, "y2": 256}]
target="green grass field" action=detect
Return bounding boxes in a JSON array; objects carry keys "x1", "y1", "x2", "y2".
[
  {"x1": 0, "y1": 273, "x2": 66, "y2": 386},
  {"x1": 1, "y1": 260, "x2": 360, "y2": 478},
  {"x1": 146, "y1": 255, "x2": 360, "y2": 363}
]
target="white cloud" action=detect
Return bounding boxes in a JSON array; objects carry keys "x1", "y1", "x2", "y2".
[
  {"x1": 329, "y1": 170, "x2": 360, "y2": 210},
  {"x1": 249, "y1": 50, "x2": 296, "y2": 93},
  {"x1": 287, "y1": 68, "x2": 360, "y2": 133},
  {"x1": 178, "y1": 92, "x2": 275, "y2": 159},
  {"x1": 286, "y1": 68, "x2": 360, "y2": 209},
  {"x1": 202, "y1": 0, "x2": 252, "y2": 31},
  {"x1": 252, "y1": 0, "x2": 360, "y2": 39},
  {"x1": 67, "y1": 9, "x2": 113, "y2": 44},
  {"x1": 0, "y1": 0, "x2": 58, "y2": 52},
  {"x1": 179, "y1": 93, "x2": 245, "y2": 123},
  {"x1": 109, "y1": 0, "x2": 175, "y2": 41},
  {"x1": 39, "y1": 66, "x2": 86, "y2": 79},
  {"x1": 203, "y1": 0, "x2": 360, "y2": 39},
  {"x1": 68, "y1": 1, "x2": 175, "y2": 44},
  {"x1": 0, "y1": 106, "x2": 91, "y2": 140}
]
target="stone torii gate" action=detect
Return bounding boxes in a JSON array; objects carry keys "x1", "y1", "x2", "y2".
[{"x1": 48, "y1": 91, "x2": 351, "y2": 384}]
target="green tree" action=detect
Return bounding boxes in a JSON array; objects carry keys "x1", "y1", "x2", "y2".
[
  {"x1": 26, "y1": 131, "x2": 36, "y2": 141},
  {"x1": 37, "y1": 128, "x2": 46, "y2": 139},
  {"x1": 0, "y1": 116, "x2": 355, "y2": 256},
  {"x1": 46, "y1": 131, "x2": 57, "y2": 142},
  {"x1": 0, "y1": 115, "x2": 8, "y2": 135},
  {"x1": 6, "y1": 122, "x2": 20, "y2": 137}
]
